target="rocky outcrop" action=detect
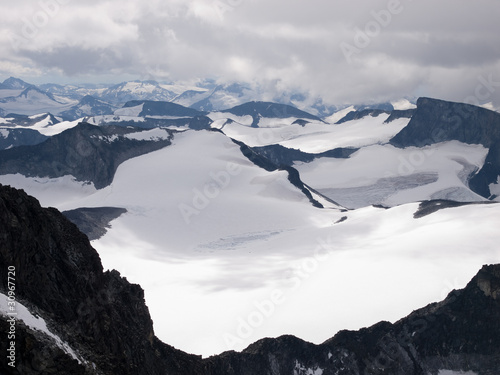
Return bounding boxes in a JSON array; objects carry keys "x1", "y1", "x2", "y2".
[
  {"x1": 63, "y1": 207, "x2": 128, "y2": 240},
  {"x1": 390, "y1": 97, "x2": 500, "y2": 200},
  {"x1": 222, "y1": 101, "x2": 322, "y2": 127},
  {"x1": 0, "y1": 184, "x2": 202, "y2": 375},
  {"x1": 0, "y1": 128, "x2": 48, "y2": 150},
  {"x1": 0, "y1": 122, "x2": 174, "y2": 189},
  {"x1": 335, "y1": 109, "x2": 389, "y2": 124},
  {"x1": 251, "y1": 144, "x2": 356, "y2": 167},
  {"x1": 390, "y1": 97, "x2": 500, "y2": 148},
  {"x1": 1, "y1": 183, "x2": 500, "y2": 374},
  {"x1": 384, "y1": 109, "x2": 416, "y2": 123}
]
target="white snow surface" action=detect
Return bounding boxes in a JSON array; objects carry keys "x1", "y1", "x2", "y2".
[
  {"x1": 438, "y1": 371, "x2": 478, "y2": 375},
  {"x1": 324, "y1": 105, "x2": 355, "y2": 124},
  {"x1": 215, "y1": 113, "x2": 409, "y2": 153},
  {"x1": 0, "y1": 129, "x2": 9, "y2": 138},
  {"x1": 0, "y1": 174, "x2": 97, "y2": 208},
  {"x1": 296, "y1": 141, "x2": 489, "y2": 209},
  {"x1": 0, "y1": 292, "x2": 83, "y2": 363},
  {"x1": 0, "y1": 115, "x2": 81, "y2": 136},
  {"x1": 2, "y1": 129, "x2": 499, "y2": 358}
]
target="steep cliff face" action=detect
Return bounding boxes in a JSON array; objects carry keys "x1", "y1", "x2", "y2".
[
  {"x1": 1, "y1": 184, "x2": 500, "y2": 374},
  {"x1": 390, "y1": 97, "x2": 500, "y2": 148},
  {"x1": 0, "y1": 184, "x2": 202, "y2": 375},
  {"x1": 390, "y1": 97, "x2": 500, "y2": 200}
]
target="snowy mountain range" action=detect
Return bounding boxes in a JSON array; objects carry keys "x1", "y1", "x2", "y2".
[
  {"x1": 0, "y1": 77, "x2": 413, "y2": 120},
  {"x1": 0, "y1": 78, "x2": 499, "y2": 374}
]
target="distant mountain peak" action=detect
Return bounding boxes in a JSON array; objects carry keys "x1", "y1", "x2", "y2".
[
  {"x1": 0, "y1": 76, "x2": 33, "y2": 90},
  {"x1": 222, "y1": 101, "x2": 322, "y2": 127}
]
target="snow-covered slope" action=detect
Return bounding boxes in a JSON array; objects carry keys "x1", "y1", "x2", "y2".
[
  {"x1": 3, "y1": 126, "x2": 498, "y2": 358},
  {"x1": 100, "y1": 81, "x2": 179, "y2": 104},
  {"x1": 212, "y1": 112, "x2": 409, "y2": 152},
  {"x1": 0, "y1": 87, "x2": 76, "y2": 115},
  {"x1": 0, "y1": 292, "x2": 84, "y2": 363},
  {"x1": 0, "y1": 113, "x2": 81, "y2": 136},
  {"x1": 295, "y1": 141, "x2": 488, "y2": 209}
]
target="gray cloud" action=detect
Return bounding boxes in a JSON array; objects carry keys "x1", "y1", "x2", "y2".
[{"x1": 1, "y1": 0, "x2": 499, "y2": 107}]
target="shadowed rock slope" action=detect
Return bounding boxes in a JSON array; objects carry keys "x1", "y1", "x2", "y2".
[
  {"x1": 390, "y1": 97, "x2": 500, "y2": 200},
  {"x1": 0, "y1": 122, "x2": 174, "y2": 189},
  {"x1": 1, "y1": 184, "x2": 500, "y2": 374}
]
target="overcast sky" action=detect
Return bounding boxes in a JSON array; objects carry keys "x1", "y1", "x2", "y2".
[{"x1": 1, "y1": 0, "x2": 500, "y2": 107}]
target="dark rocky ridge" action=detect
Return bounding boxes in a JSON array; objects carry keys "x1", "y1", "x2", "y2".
[
  {"x1": 123, "y1": 100, "x2": 205, "y2": 117},
  {"x1": 0, "y1": 184, "x2": 202, "y2": 375},
  {"x1": 251, "y1": 144, "x2": 357, "y2": 167},
  {"x1": 1, "y1": 185, "x2": 500, "y2": 374},
  {"x1": 229, "y1": 137, "x2": 325, "y2": 208},
  {"x1": 222, "y1": 101, "x2": 322, "y2": 127},
  {"x1": 413, "y1": 199, "x2": 497, "y2": 219},
  {"x1": 63, "y1": 207, "x2": 128, "y2": 240},
  {"x1": 1, "y1": 113, "x2": 60, "y2": 128},
  {"x1": 390, "y1": 97, "x2": 500, "y2": 200},
  {"x1": 335, "y1": 109, "x2": 389, "y2": 124},
  {"x1": 0, "y1": 122, "x2": 175, "y2": 189},
  {"x1": 390, "y1": 97, "x2": 500, "y2": 148},
  {"x1": 0, "y1": 127, "x2": 48, "y2": 150},
  {"x1": 89, "y1": 115, "x2": 213, "y2": 131},
  {"x1": 384, "y1": 109, "x2": 416, "y2": 123}
]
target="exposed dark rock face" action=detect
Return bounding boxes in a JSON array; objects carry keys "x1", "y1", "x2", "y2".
[
  {"x1": 0, "y1": 112, "x2": 60, "y2": 127},
  {"x1": 63, "y1": 207, "x2": 128, "y2": 240},
  {"x1": 90, "y1": 114, "x2": 213, "y2": 130},
  {"x1": 123, "y1": 100, "x2": 205, "y2": 117},
  {"x1": 230, "y1": 138, "x2": 325, "y2": 208},
  {"x1": 390, "y1": 97, "x2": 500, "y2": 200},
  {"x1": 335, "y1": 109, "x2": 389, "y2": 124},
  {"x1": 0, "y1": 122, "x2": 174, "y2": 189},
  {"x1": 469, "y1": 142, "x2": 500, "y2": 199},
  {"x1": 1, "y1": 184, "x2": 500, "y2": 375},
  {"x1": 0, "y1": 184, "x2": 202, "y2": 375},
  {"x1": 222, "y1": 101, "x2": 322, "y2": 127},
  {"x1": 251, "y1": 144, "x2": 357, "y2": 167},
  {"x1": 413, "y1": 199, "x2": 497, "y2": 218},
  {"x1": 390, "y1": 97, "x2": 500, "y2": 148},
  {"x1": 384, "y1": 109, "x2": 416, "y2": 123},
  {"x1": 0, "y1": 128, "x2": 48, "y2": 150}
]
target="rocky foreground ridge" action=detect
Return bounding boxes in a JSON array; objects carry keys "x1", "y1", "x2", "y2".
[{"x1": 1, "y1": 184, "x2": 500, "y2": 374}]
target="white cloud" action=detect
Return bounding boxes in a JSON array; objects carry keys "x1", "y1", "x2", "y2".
[{"x1": 0, "y1": 0, "x2": 499, "y2": 106}]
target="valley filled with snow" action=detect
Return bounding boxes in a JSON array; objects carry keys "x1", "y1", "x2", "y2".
[{"x1": 2, "y1": 108, "x2": 499, "y2": 357}]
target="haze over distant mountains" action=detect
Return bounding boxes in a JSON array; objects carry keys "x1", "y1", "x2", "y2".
[{"x1": 0, "y1": 76, "x2": 418, "y2": 119}]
